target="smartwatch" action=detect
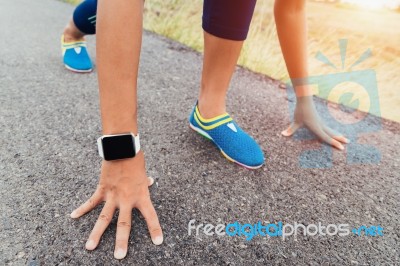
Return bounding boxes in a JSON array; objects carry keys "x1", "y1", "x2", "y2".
[{"x1": 97, "y1": 133, "x2": 141, "y2": 161}]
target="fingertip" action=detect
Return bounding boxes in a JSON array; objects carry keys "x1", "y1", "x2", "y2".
[
  {"x1": 70, "y1": 210, "x2": 79, "y2": 219},
  {"x1": 336, "y1": 143, "x2": 345, "y2": 151},
  {"x1": 148, "y1": 177, "x2": 154, "y2": 186},
  {"x1": 329, "y1": 138, "x2": 344, "y2": 151},
  {"x1": 85, "y1": 240, "x2": 97, "y2": 250},
  {"x1": 152, "y1": 235, "x2": 163, "y2": 246},
  {"x1": 335, "y1": 136, "x2": 350, "y2": 144},
  {"x1": 114, "y1": 248, "x2": 127, "y2": 260},
  {"x1": 281, "y1": 130, "x2": 290, "y2": 137}
]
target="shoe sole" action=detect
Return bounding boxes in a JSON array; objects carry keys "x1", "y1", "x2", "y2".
[
  {"x1": 189, "y1": 122, "x2": 263, "y2": 170},
  {"x1": 64, "y1": 64, "x2": 93, "y2": 73}
]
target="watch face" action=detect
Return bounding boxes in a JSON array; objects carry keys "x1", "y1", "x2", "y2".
[{"x1": 102, "y1": 134, "x2": 135, "y2": 161}]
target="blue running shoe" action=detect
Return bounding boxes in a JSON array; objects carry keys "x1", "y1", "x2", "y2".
[
  {"x1": 189, "y1": 103, "x2": 265, "y2": 169},
  {"x1": 61, "y1": 35, "x2": 93, "y2": 73}
]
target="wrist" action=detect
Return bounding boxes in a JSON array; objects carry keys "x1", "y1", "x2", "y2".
[
  {"x1": 295, "y1": 94, "x2": 316, "y2": 109},
  {"x1": 294, "y1": 85, "x2": 315, "y2": 98},
  {"x1": 102, "y1": 150, "x2": 144, "y2": 165},
  {"x1": 97, "y1": 132, "x2": 140, "y2": 161},
  {"x1": 101, "y1": 110, "x2": 138, "y2": 135}
]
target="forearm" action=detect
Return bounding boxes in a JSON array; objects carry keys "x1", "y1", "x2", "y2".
[
  {"x1": 274, "y1": 0, "x2": 308, "y2": 82},
  {"x1": 97, "y1": 0, "x2": 144, "y2": 135},
  {"x1": 276, "y1": 0, "x2": 349, "y2": 148}
]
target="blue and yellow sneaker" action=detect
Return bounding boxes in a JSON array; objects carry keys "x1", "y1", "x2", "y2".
[
  {"x1": 61, "y1": 35, "x2": 93, "y2": 73},
  {"x1": 189, "y1": 103, "x2": 265, "y2": 169}
]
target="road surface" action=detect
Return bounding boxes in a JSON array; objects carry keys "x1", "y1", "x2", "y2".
[{"x1": 0, "y1": 0, "x2": 399, "y2": 265}]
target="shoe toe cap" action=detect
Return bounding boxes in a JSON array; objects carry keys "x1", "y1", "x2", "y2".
[
  {"x1": 235, "y1": 139, "x2": 265, "y2": 167},
  {"x1": 63, "y1": 48, "x2": 92, "y2": 71},
  {"x1": 213, "y1": 129, "x2": 265, "y2": 167}
]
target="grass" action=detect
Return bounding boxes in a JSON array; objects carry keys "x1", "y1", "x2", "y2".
[{"x1": 63, "y1": 0, "x2": 400, "y2": 123}]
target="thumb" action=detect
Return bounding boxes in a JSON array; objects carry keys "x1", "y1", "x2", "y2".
[{"x1": 282, "y1": 122, "x2": 301, "y2": 137}]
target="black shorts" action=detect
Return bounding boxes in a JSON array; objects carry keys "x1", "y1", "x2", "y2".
[
  {"x1": 73, "y1": 0, "x2": 256, "y2": 41},
  {"x1": 202, "y1": 0, "x2": 257, "y2": 40}
]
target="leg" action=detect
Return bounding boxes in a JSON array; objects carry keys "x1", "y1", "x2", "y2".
[
  {"x1": 61, "y1": 0, "x2": 97, "y2": 72},
  {"x1": 63, "y1": 0, "x2": 98, "y2": 42},
  {"x1": 198, "y1": 0, "x2": 257, "y2": 119},
  {"x1": 198, "y1": 32, "x2": 243, "y2": 118},
  {"x1": 189, "y1": 0, "x2": 264, "y2": 169},
  {"x1": 63, "y1": 19, "x2": 86, "y2": 42}
]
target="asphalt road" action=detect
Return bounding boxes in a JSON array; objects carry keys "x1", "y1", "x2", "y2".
[{"x1": 0, "y1": 0, "x2": 399, "y2": 265}]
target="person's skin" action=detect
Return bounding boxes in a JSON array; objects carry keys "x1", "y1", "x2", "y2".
[
  {"x1": 63, "y1": 19, "x2": 85, "y2": 42},
  {"x1": 64, "y1": 3, "x2": 246, "y2": 260},
  {"x1": 69, "y1": 0, "x2": 163, "y2": 260},
  {"x1": 63, "y1": 24, "x2": 242, "y2": 120},
  {"x1": 197, "y1": 32, "x2": 243, "y2": 119},
  {"x1": 274, "y1": 0, "x2": 349, "y2": 150},
  {"x1": 66, "y1": 1, "x2": 350, "y2": 259},
  {"x1": 62, "y1": 1, "x2": 348, "y2": 150}
]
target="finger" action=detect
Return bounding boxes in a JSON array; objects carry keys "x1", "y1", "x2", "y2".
[
  {"x1": 322, "y1": 125, "x2": 350, "y2": 144},
  {"x1": 148, "y1": 176, "x2": 154, "y2": 187},
  {"x1": 71, "y1": 190, "x2": 103, "y2": 219},
  {"x1": 281, "y1": 122, "x2": 301, "y2": 137},
  {"x1": 86, "y1": 201, "x2": 116, "y2": 251},
  {"x1": 114, "y1": 207, "x2": 132, "y2": 260},
  {"x1": 308, "y1": 124, "x2": 345, "y2": 151},
  {"x1": 138, "y1": 199, "x2": 163, "y2": 245}
]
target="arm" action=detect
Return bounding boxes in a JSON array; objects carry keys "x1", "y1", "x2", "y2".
[
  {"x1": 70, "y1": 0, "x2": 163, "y2": 260},
  {"x1": 274, "y1": 0, "x2": 349, "y2": 150}
]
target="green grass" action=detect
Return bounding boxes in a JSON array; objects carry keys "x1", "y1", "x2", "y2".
[
  {"x1": 144, "y1": 0, "x2": 400, "y2": 123},
  {"x1": 60, "y1": 0, "x2": 81, "y2": 4},
  {"x1": 62, "y1": 0, "x2": 400, "y2": 123}
]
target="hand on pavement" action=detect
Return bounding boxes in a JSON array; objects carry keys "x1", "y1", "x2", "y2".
[
  {"x1": 70, "y1": 152, "x2": 163, "y2": 260},
  {"x1": 282, "y1": 96, "x2": 350, "y2": 150}
]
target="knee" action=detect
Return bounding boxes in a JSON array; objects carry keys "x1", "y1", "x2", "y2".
[{"x1": 73, "y1": 0, "x2": 98, "y2": 35}]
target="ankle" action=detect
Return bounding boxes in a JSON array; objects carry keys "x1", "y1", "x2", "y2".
[
  {"x1": 63, "y1": 22, "x2": 85, "y2": 42},
  {"x1": 197, "y1": 98, "x2": 226, "y2": 119}
]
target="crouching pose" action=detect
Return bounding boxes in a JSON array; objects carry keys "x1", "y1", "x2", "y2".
[{"x1": 64, "y1": 0, "x2": 348, "y2": 260}]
